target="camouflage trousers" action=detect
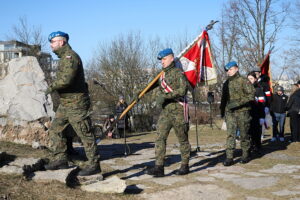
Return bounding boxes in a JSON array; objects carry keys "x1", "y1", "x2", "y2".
[
  {"x1": 225, "y1": 110, "x2": 251, "y2": 159},
  {"x1": 48, "y1": 94, "x2": 99, "y2": 166},
  {"x1": 155, "y1": 103, "x2": 191, "y2": 166}
]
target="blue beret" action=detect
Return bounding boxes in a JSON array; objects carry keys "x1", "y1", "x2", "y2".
[
  {"x1": 157, "y1": 48, "x2": 174, "y2": 60},
  {"x1": 48, "y1": 31, "x2": 69, "y2": 42},
  {"x1": 224, "y1": 61, "x2": 238, "y2": 71}
]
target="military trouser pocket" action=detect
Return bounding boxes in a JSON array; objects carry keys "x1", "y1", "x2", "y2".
[{"x1": 78, "y1": 117, "x2": 93, "y2": 138}]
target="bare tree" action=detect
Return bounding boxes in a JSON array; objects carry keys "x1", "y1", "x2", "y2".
[
  {"x1": 291, "y1": 0, "x2": 300, "y2": 36},
  {"x1": 216, "y1": 0, "x2": 289, "y2": 73},
  {"x1": 279, "y1": 0, "x2": 300, "y2": 82},
  {"x1": 87, "y1": 32, "x2": 162, "y2": 130},
  {"x1": 7, "y1": 16, "x2": 47, "y2": 50}
]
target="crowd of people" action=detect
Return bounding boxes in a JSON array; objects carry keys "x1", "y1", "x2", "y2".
[
  {"x1": 221, "y1": 61, "x2": 300, "y2": 166},
  {"x1": 102, "y1": 95, "x2": 130, "y2": 139},
  {"x1": 22, "y1": 31, "x2": 300, "y2": 178}
]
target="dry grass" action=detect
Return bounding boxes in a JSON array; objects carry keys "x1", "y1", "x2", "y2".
[{"x1": 1, "y1": 119, "x2": 299, "y2": 199}]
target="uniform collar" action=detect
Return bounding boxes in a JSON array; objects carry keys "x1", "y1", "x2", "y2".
[
  {"x1": 54, "y1": 43, "x2": 72, "y2": 58},
  {"x1": 162, "y1": 61, "x2": 175, "y2": 72},
  {"x1": 228, "y1": 71, "x2": 240, "y2": 81}
]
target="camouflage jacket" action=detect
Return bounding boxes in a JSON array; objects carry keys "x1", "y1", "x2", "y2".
[
  {"x1": 220, "y1": 72, "x2": 255, "y2": 115},
  {"x1": 156, "y1": 61, "x2": 188, "y2": 108},
  {"x1": 49, "y1": 44, "x2": 88, "y2": 97}
]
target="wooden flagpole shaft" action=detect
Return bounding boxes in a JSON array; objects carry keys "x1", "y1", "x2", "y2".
[
  {"x1": 119, "y1": 31, "x2": 204, "y2": 121},
  {"x1": 118, "y1": 70, "x2": 164, "y2": 120}
]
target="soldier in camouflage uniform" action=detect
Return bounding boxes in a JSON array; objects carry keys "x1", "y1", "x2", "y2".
[
  {"x1": 143, "y1": 48, "x2": 191, "y2": 177},
  {"x1": 44, "y1": 31, "x2": 100, "y2": 176},
  {"x1": 220, "y1": 61, "x2": 255, "y2": 166}
]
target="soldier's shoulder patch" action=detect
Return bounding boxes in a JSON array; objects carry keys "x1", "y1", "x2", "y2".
[{"x1": 66, "y1": 55, "x2": 72, "y2": 59}]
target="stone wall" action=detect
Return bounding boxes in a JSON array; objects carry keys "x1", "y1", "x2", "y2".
[{"x1": 0, "y1": 56, "x2": 54, "y2": 146}]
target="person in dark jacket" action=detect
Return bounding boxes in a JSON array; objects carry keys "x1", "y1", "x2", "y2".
[
  {"x1": 252, "y1": 67, "x2": 272, "y2": 108},
  {"x1": 247, "y1": 72, "x2": 265, "y2": 153},
  {"x1": 103, "y1": 114, "x2": 119, "y2": 139},
  {"x1": 115, "y1": 95, "x2": 129, "y2": 138},
  {"x1": 252, "y1": 67, "x2": 272, "y2": 137},
  {"x1": 270, "y1": 86, "x2": 288, "y2": 142},
  {"x1": 286, "y1": 81, "x2": 300, "y2": 142}
]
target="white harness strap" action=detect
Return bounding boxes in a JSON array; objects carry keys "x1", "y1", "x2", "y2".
[
  {"x1": 160, "y1": 72, "x2": 189, "y2": 123},
  {"x1": 160, "y1": 72, "x2": 173, "y2": 93}
]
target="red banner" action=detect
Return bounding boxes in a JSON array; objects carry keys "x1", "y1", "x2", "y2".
[
  {"x1": 179, "y1": 30, "x2": 216, "y2": 88},
  {"x1": 259, "y1": 51, "x2": 273, "y2": 92}
]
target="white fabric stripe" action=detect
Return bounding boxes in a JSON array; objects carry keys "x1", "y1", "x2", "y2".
[
  {"x1": 160, "y1": 72, "x2": 173, "y2": 93},
  {"x1": 180, "y1": 57, "x2": 196, "y2": 72}
]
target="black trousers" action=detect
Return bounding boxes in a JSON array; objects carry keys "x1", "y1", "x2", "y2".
[
  {"x1": 249, "y1": 118, "x2": 262, "y2": 149},
  {"x1": 290, "y1": 112, "x2": 300, "y2": 142}
]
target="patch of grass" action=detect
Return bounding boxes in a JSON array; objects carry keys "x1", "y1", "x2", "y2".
[{"x1": 0, "y1": 141, "x2": 50, "y2": 158}]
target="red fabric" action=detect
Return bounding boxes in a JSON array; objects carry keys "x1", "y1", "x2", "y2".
[
  {"x1": 159, "y1": 72, "x2": 189, "y2": 123},
  {"x1": 260, "y1": 52, "x2": 273, "y2": 92},
  {"x1": 180, "y1": 30, "x2": 214, "y2": 88},
  {"x1": 160, "y1": 72, "x2": 173, "y2": 93}
]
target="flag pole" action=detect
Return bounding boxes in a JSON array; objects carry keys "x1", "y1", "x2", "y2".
[
  {"x1": 119, "y1": 30, "x2": 208, "y2": 121},
  {"x1": 98, "y1": 21, "x2": 218, "y2": 136},
  {"x1": 259, "y1": 46, "x2": 274, "y2": 91},
  {"x1": 193, "y1": 20, "x2": 219, "y2": 153}
]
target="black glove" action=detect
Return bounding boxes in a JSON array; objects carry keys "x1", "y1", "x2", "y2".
[{"x1": 156, "y1": 95, "x2": 165, "y2": 109}]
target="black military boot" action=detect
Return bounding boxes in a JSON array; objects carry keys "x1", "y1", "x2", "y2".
[
  {"x1": 240, "y1": 150, "x2": 251, "y2": 164},
  {"x1": 22, "y1": 158, "x2": 49, "y2": 179},
  {"x1": 175, "y1": 164, "x2": 189, "y2": 175},
  {"x1": 145, "y1": 165, "x2": 164, "y2": 177},
  {"x1": 78, "y1": 164, "x2": 101, "y2": 176},
  {"x1": 223, "y1": 158, "x2": 234, "y2": 166},
  {"x1": 44, "y1": 159, "x2": 69, "y2": 170},
  {"x1": 240, "y1": 156, "x2": 251, "y2": 164}
]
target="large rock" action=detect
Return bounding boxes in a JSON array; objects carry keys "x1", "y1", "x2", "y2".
[
  {"x1": 77, "y1": 173, "x2": 104, "y2": 185},
  {"x1": 0, "y1": 165, "x2": 23, "y2": 174},
  {"x1": 0, "y1": 56, "x2": 54, "y2": 145},
  {"x1": 33, "y1": 167, "x2": 78, "y2": 184},
  {"x1": 81, "y1": 176, "x2": 126, "y2": 194}
]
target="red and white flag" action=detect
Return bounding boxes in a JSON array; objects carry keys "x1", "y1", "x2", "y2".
[
  {"x1": 179, "y1": 30, "x2": 217, "y2": 88},
  {"x1": 259, "y1": 51, "x2": 273, "y2": 92}
]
